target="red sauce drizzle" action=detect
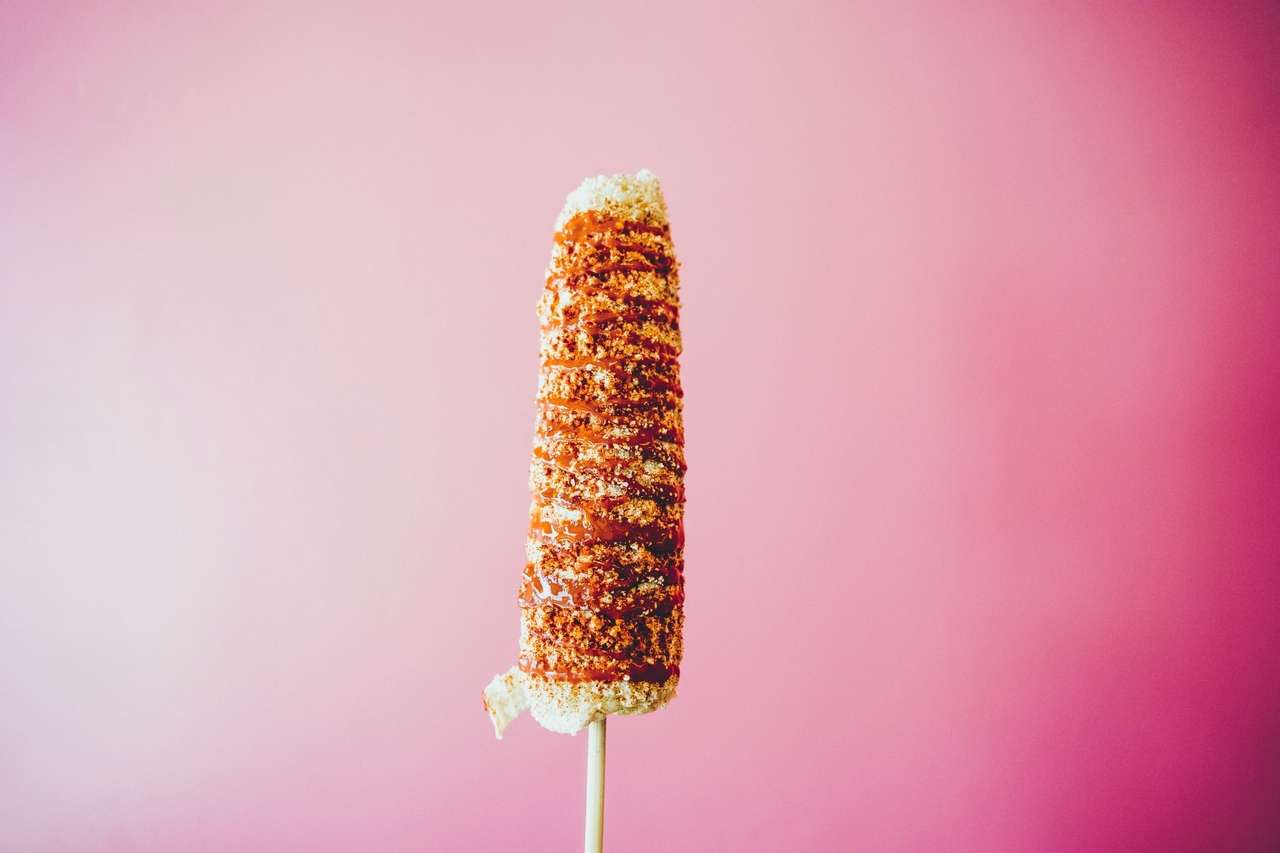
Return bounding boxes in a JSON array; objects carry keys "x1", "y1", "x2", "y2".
[
  {"x1": 554, "y1": 211, "x2": 669, "y2": 244},
  {"x1": 521, "y1": 209, "x2": 684, "y2": 684},
  {"x1": 518, "y1": 652, "x2": 677, "y2": 685}
]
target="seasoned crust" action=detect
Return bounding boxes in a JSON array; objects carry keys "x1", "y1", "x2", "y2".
[
  {"x1": 525, "y1": 539, "x2": 683, "y2": 588},
  {"x1": 487, "y1": 169, "x2": 684, "y2": 737},
  {"x1": 534, "y1": 401, "x2": 684, "y2": 447},
  {"x1": 529, "y1": 448, "x2": 683, "y2": 505},
  {"x1": 540, "y1": 318, "x2": 682, "y2": 364},
  {"x1": 521, "y1": 604, "x2": 683, "y2": 672},
  {"x1": 537, "y1": 279, "x2": 680, "y2": 334},
  {"x1": 538, "y1": 361, "x2": 682, "y2": 410}
]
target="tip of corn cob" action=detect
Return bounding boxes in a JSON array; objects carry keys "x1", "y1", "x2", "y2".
[
  {"x1": 555, "y1": 168, "x2": 668, "y2": 231},
  {"x1": 483, "y1": 667, "x2": 678, "y2": 738}
]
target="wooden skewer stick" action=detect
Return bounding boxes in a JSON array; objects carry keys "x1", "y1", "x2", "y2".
[{"x1": 584, "y1": 716, "x2": 607, "y2": 853}]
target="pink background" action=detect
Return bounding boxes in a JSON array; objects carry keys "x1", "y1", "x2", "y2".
[{"x1": 3, "y1": 2, "x2": 1279, "y2": 850}]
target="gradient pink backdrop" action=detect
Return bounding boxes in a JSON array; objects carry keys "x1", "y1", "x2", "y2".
[{"x1": 3, "y1": 2, "x2": 1279, "y2": 850}]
